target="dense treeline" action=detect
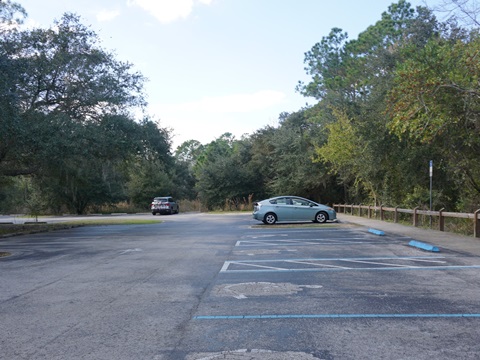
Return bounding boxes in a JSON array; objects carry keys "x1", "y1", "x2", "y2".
[
  {"x1": 0, "y1": 2, "x2": 185, "y2": 214},
  {"x1": 1, "y1": 0, "x2": 479, "y2": 214}
]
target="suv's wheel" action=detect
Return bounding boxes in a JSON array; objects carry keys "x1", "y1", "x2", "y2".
[
  {"x1": 263, "y1": 213, "x2": 277, "y2": 225},
  {"x1": 152, "y1": 212, "x2": 157, "y2": 215},
  {"x1": 315, "y1": 211, "x2": 328, "y2": 223}
]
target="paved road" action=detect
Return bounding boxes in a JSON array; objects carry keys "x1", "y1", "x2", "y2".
[{"x1": 1, "y1": 213, "x2": 480, "y2": 359}]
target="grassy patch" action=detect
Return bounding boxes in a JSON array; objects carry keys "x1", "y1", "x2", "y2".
[
  {"x1": 0, "y1": 219, "x2": 162, "y2": 237},
  {"x1": 61, "y1": 219, "x2": 162, "y2": 226}
]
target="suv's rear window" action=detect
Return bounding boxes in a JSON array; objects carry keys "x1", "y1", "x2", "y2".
[{"x1": 154, "y1": 197, "x2": 174, "y2": 202}]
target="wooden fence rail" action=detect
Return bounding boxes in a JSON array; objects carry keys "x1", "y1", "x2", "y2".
[{"x1": 333, "y1": 204, "x2": 480, "y2": 238}]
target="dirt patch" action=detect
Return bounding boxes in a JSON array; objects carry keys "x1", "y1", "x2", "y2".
[{"x1": 0, "y1": 251, "x2": 11, "y2": 257}]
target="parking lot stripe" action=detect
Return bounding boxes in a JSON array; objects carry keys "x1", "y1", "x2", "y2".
[
  {"x1": 224, "y1": 261, "x2": 286, "y2": 271},
  {"x1": 235, "y1": 239, "x2": 368, "y2": 247},
  {"x1": 220, "y1": 254, "x2": 480, "y2": 273},
  {"x1": 409, "y1": 258, "x2": 447, "y2": 264},
  {"x1": 221, "y1": 265, "x2": 480, "y2": 273},
  {"x1": 227, "y1": 256, "x2": 446, "y2": 262},
  {"x1": 341, "y1": 259, "x2": 420, "y2": 268},
  {"x1": 285, "y1": 260, "x2": 350, "y2": 269},
  {"x1": 221, "y1": 255, "x2": 450, "y2": 273}
]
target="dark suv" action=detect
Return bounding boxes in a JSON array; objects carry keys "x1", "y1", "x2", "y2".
[{"x1": 151, "y1": 197, "x2": 179, "y2": 215}]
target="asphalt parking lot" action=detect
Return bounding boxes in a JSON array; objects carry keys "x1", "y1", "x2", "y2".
[{"x1": 1, "y1": 213, "x2": 480, "y2": 359}]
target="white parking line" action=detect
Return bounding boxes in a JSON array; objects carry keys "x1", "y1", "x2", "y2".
[
  {"x1": 341, "y1": 259, "x2": 419, "y2": 268},
  {"x1": 285, "y1": 260, "x2": 350, "y2": 269},
  {"x1": 222, "y1": 261, "x2": 286, "y2": 272},
  {"x1": 409, "y1": 258, "x2": 447, "y2": 264},
  {"x1": 236, "y1": 238, "x2": 368, "y2": 247},
  {"x1": 219, "y1": 256, "x2": 463, "y2": 273}
]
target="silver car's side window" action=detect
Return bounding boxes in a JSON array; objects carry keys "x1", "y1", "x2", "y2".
[{"x1": 274, "y1": 197, "x2": 292, "y2": 205}]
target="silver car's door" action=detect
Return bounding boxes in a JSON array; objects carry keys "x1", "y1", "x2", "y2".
[
  {"x1": 272, "y1": 197, "x2": 294, "y2": 221},
  {"x1": 291, "y1": 198, "x2": 317, "y2": 221}
]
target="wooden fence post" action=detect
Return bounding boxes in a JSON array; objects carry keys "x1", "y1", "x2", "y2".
[
  {"x1": 368, "y1": 205, "x2": 372, "y2": 219},
  {"x1": 413, "y1": 207, "x2": 419, "y2": 227},
  {"x1": 394, "y1": 206, "x2": 399, "y2": 223},
  {"x1": 475, "y1": 209, "x2": 480, "y2": 238},
  {"x1": 380, "y1": 205, "x2": 384, "y2": 221},
  {"x1": 439, "y1": 208, "x2": 445, "y2": 232}
]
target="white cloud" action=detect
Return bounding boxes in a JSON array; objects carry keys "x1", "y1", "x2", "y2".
[
  {"x1": 96, "y1": 9, "x2": 121, "y2": 23},
  {"x1": 127, "y1": 0, "x2": 212, "y2": 24}
]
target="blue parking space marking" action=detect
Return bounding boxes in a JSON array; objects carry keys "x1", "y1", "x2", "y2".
[
  {"x1": 368, "y1": 228, "x2": 385, "y2": 236},
  {"x1": 194, "y1": 313, "x2": 480, "y2": 320},
  {"x1": 220, "y1": 256, "x2": 480, "y2": 273},
  {"x1": 409, "y1": 240, "x2": 440, "y2": 252}
]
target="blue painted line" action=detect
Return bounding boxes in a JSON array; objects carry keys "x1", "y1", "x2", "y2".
[
  {"x1": 409, "y1": 240, "x2": 440, "y2": 252},
  {"x1": 368, "y1": 228, "x2": 385, "y2": 236},
  {"x1": 194, "y1": 313, "x2": 480, "y2": 320}
]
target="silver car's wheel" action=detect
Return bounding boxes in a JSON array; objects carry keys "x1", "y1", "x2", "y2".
[
  {"x1": 315, "y1": 211, "x2": 328, "y2": 223},
  {"x1": 264, "y1": 213, "x2": 277, "y2": 225}
]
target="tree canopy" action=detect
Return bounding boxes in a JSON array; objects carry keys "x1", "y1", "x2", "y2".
[{"x1": 0, "y1": 7, "x2": 173, "y2": 214}]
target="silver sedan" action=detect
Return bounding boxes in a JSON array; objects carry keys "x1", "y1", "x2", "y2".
[{"x1": 252, "y1": 196, "x2": 337, "y2": 225}]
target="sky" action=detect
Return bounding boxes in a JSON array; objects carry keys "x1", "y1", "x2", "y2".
[{"x1": 16, "y1": 0, "x2": 439, "y2": 149}]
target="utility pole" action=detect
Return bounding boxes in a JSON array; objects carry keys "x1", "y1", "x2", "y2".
[{"x1": 429, "y1": 160, "x2": 433, "y2": 227}]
